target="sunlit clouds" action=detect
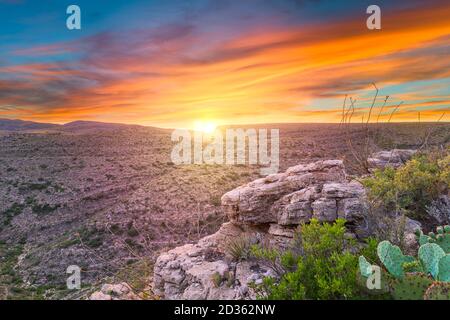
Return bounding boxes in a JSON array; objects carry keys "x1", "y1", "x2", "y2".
[{"x1": 0, "y1": 0, "x2": 449, "y2": 128}]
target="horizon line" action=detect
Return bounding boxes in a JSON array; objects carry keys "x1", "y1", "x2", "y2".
[{"x1": 1, "y1": 117, "x2": 449, "y2": 132}]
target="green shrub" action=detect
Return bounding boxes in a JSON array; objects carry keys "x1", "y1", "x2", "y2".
[
  {"x1": 362, "y1": 152, "x2": 449, "y2": 219},
  {"x1": 78, "y1": 226, "x2": 105, "y2": 248},
  {"x1": 225, "y1": 234, "x2": 257, "y2": 262},
  {"x1": 127, "y1": 226, "x2": 139, "y2": 237},
  {"x1": 115, "y1": 258, "x2": 153, "y2": 294},
  {"x1": 2, "y1": 202, "x2": 25, "y2": 225},
  {"x1": 32, "y1": 203, "x2": 59, "y2": 215},
  {"x1": 211, "y1": 272, "x2": 222, "y2": 288},
  {"x1": 438, "y1": 154, "x2": 450, "y2": 186},
  {"x1": 252, "y1": 219, "x2": 372, "y2": 300}
]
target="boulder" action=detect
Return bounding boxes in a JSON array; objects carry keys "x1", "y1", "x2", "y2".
[
  {"x1": 426, "y1": 195, "x2": 450, "y2": 224},
  {"x1": 368, "y1": 149, "x2": 416, "y2": 171},
  {"x1": 274, "y1": 187, "x2": 319, "y2": 225},
  {"x1": 90, "y1": 291, "x2": 112, "y2": 300},
  {"x1": 89, "y1": 282, "x2": 140, "y2": 300},
  {"x1": 402, "y1": 217, "x2": 422, "y2": 234}
]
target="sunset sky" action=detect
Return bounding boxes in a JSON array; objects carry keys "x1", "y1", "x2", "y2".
[{"x1": 0, "y1": 0, "x2": 449, "y2": 129}]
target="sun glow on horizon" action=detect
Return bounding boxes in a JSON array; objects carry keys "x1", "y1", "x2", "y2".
[{"x1": 193, "y1": 120, "x2": 217, "y2": 134}]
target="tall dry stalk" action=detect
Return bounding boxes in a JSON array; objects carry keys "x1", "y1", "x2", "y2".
[{"x1": 341, "y1": 83, "x2": 402, "y2": 173}]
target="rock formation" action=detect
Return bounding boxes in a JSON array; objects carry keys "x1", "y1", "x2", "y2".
[{"x1": 152, "y1": 160, "x2": 369, "y2": 299}]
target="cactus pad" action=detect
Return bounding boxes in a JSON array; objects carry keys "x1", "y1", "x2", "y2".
[
  {"x1": 418, "y1": 243, "x2": 446, "y2": 279},
  {"x1": 423, "y1": 282, "x2": 450, "y2": 300},
  {"x1": 377, "y1": 241, "x2": 411, "y2": 279},
  {"x1": 359, "y1": 256, "x2": 373, "y2": 278},
  {"x1": 438, "y1": 255, "x2": 450, "y2": 282},
  {"x1": 391, "y1": 273, "x2": 433, "y2": 300},
  {"x1": 416, "y1": 225, "x2": 450, "y2": 253}
]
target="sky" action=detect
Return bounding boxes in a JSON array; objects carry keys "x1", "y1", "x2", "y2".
[{"x1": 0, "y1": 0, "x2": 449, "y2": 129}]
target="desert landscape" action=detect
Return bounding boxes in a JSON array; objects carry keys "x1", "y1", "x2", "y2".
[
  {"x1": 1, "y1": 0, "x2": 450, "y2": 303},
  {"x1": 0, "y1": 120, "x2": 448, "y2": 299}
]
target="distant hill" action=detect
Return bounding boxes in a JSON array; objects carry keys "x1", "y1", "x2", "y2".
[
  {"x1": 0, "y1": 119, "x2": 146, "y2": 133},
  {"x1": 63, "y1": 120, "x2": 139, "y2": 129},
  {"x1": 61, "y1": 120, "x2": 143, "y2": 133},
  {"x1": 0, "y1": 119, "x2": 59, "y2": 131}
]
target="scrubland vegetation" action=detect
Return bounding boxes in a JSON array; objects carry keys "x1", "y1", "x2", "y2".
[{"x1": 242, "y1": 150, "x2": 449, "y2": 300}]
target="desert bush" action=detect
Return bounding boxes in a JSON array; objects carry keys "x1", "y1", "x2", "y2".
[
  {"x1": 115, "y1": 258, "x2": 153, "y2": 294},
  {"x1": 250, "y1": 244, "x2": 297, "y2": 277},
  {"x1": 78, "y1": 226, "x2": 105, "y2": 248},
  {"x1": 362, "y1": 152, "x2": 449, "y2": 219},
  {"x1": 2, "y1": 202, "x2": 25, "y2": 226},
  {"x1": 438, "y1": 153, "x2": 450, "y2": 186},
  {"x1": 211, "y1": 272, "x2": 222, "y2": 287},
  {"x1": 32, "y1": 203, "x2": 60, "y2": 215},
  {"x1": 225, "y1": 234, "x2": 258, "y2": 262},
  {"x1": 252, "y1": 219, "x2": 376, "y2": 300}
]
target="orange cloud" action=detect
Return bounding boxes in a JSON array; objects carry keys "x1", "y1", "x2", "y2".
[{"x1": 1, "y1": 2, "x2": 449, "y2": 127}]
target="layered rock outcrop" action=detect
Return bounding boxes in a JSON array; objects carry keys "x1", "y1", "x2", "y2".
[{"x1": 153, "y1": 160, "x2": 368, "y2": 299}]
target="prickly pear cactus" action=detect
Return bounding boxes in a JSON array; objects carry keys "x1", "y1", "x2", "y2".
[
  {"x1": 423, "y1": 282, "x2": 450, "y2": 300},
  {"x1": 356, "y1": 266, "x2": 390, "y2": 296},
  {"x1": 416, "y1": 225, "x2": 450, "y2": 253},
  {"x1": 435, "y1": 226, "x2": 450, "y2": 253},
  {"x1": 392, "y1": 273, "x2": 433, "y2": 300},
  {"x1": 438, "y1": 255, "x2": 450, "y2": 282},
  {"x1": 415, "y1": 229, "x2": 430, "y2": 246},
  {"x1": 359, "y1": 256, "x2": 373, "y2": 278},
  {"x1": 377, "y1": 241, "x2": 414, "y2": 279},
  {"x1": 418, "y1": 243, "x2": 446, "y2": 279}
]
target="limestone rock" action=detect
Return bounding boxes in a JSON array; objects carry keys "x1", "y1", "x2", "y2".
[
  {"x1": 153, "y1": 223, "x2": 251, "y2": 300},
  {"x1": 221, "y1": 160, "x2": 346, "y2": 224},
  {"x1": 368, "y1": 149, "x2": 416, "y2": 171},
  {"x1": 322, "y1": 181, "x2": 365, "y2": 198},
  {"x1": 89, "y1": 282, "x2": 140, "y2": 300},
  {"x1": 396, "y1": 217, "x2": 422, "y2": 255},
  {"x1": 426, "y1": 195, "x2": 450, "y2": 224},
  {"x1": 402, "y1": 217, "x2": 422, "y2": 234},
  {"x1": 268, "y1": 224, "x2": 296, "y2": 249},
  {"x1": 337, "y1": 198, "x2": 366, "y2": 222},
  {"x1": 277, "y1": 201, "x2": 312, "y2": 225},
  {"x1": 268, "y1": 224, "x2": 295, "y2": 238},
  {"x1": 312, "y1": 198, "x2": 337, "y2": 222},
  {"x1": 90, "y1": 291, "x2": 112, "y2": 300}
]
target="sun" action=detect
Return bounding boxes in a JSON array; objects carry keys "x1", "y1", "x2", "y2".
[{"x1": 193, "y1": 120, "x2": 217, "y2": 134}]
